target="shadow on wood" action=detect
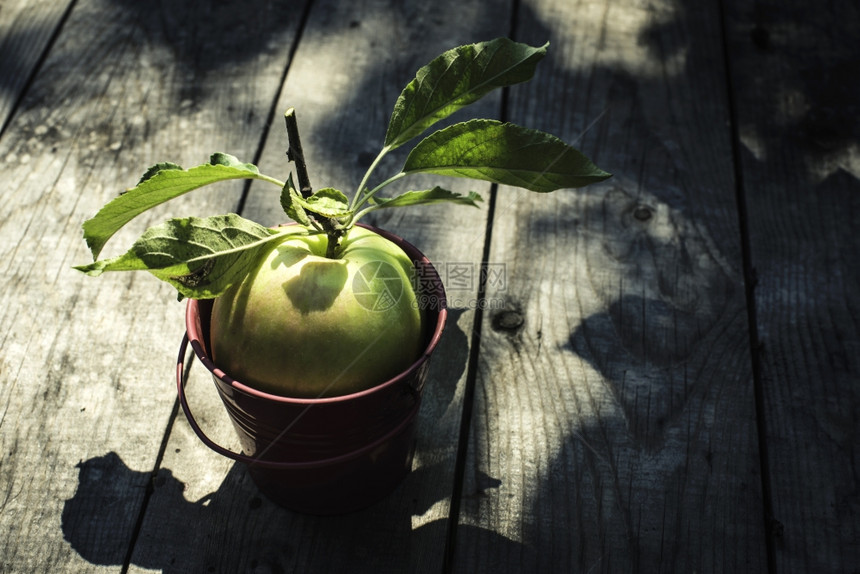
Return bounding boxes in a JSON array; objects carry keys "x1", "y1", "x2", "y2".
[
  {"x1": 0, "y1": 0, "x2": 312, "y2": 108},
  {"x1": 61, "y1": 452, "x2": 529, "y2": 572},
  {"x1": 61, "y1": 306, "x2": 474, "y2": 572}
]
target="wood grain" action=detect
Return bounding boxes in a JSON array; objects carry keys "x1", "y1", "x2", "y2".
[
  {"x1": 0, "y1": 0, "x2": 309, "y2": 570},
  {"x1": 450, "y1": 0, "x2": 769, "y2": 571},
  {"x1": 725, "y1": 1, "x2": 860, "y2": 571},
  {"x1": 0, "y1": 0, "x2": 73, "y2": 132}
]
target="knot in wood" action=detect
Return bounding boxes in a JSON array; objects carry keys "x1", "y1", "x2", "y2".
[
  {"x1": 632, "y1": 205, "x2": 653, "y2": 222},
  {"x1": 492, "y1": 310, "x2": 524, "y2": 332}
]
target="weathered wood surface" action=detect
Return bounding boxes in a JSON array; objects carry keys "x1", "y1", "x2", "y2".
[
  {"x1": 724, "y1": 1, "x2": 860, "y2": 571},
  {"x1": 452, "y1": 0, "x2": 768, "y2": 571},
  {"x1": 0, "y1": 0, "x2": 857, "y2": 572},
  {"x1": 0, "y1": 0, "x2": 310, "y2": 571}
]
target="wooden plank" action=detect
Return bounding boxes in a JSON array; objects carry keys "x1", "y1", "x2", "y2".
[
  {"x1": 127, "y1": 0, "x2": 517, "y2": 572},
  {"x1": 0, "y1": 0, "x2": 309, "y2": 571},
  {"x1": 0, "y1": 0, "x2": 73, "y2": 132},
  {"x1": 724, "y1": 1, "x2": 860, "y2": 571},
  {"x1": 450, "y1": 0, "x2": 770, "y2": 571}
]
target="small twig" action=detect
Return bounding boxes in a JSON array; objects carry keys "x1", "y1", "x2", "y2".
[
  {"x1": 283, "y1": 107, "x2": 345, "y2": 257},
  {"x1": 284, "y1": 108, "x2": 312, "y2": 198}
]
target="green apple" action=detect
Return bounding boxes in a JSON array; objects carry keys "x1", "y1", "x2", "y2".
[{"x1": 209, "y1": 225, "x2": 425, "y2": 398}]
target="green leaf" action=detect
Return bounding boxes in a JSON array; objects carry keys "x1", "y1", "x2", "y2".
[
  {"x1": 208, "y1": 152, "x2": 260, "y2": 173},
  {"x1": 292, "y1": 187, "x2": 352, "y2": 219},
  {"x1": 82, "y1": 153, "x2": 278, "y2": 260},
  {"x1": 402, "y1": 119, "x2": 611, "y2": 192},
  {"x1": 74, "y1": 214, "x2": 285, "y2": 299},
  {"x1": 280, "y1": 174, "x2": 312, "y2": 226},
  {"x1": 369, "y1": 186, "x2": 483, "y2": 209},
  {"x1": 137, "y1": 162, "x2": 183, "y2": 185},
  {"x1": 384, "y1": 38, "x2": 548, "y2": 151}
]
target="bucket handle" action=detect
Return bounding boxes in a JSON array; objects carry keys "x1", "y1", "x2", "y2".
[{"x1": 176, "y1": 333, "x2": 418, "y2": 470}]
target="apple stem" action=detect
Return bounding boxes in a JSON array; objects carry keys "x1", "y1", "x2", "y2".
[
  {"x1": 284, "y1": 108, "x2": 345, "y2": 258},
  {"x1": 284, "y1": 108, "x2": 313, "y2": 198}
]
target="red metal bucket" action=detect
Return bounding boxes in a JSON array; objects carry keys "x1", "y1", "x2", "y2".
[{"x1": 175, "y1": 225, "x2": 447, "y2": 514}]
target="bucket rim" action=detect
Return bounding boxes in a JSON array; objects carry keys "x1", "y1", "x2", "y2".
[{"x1": 185, "y1": 223, "x2": 447, "y2": 405}]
